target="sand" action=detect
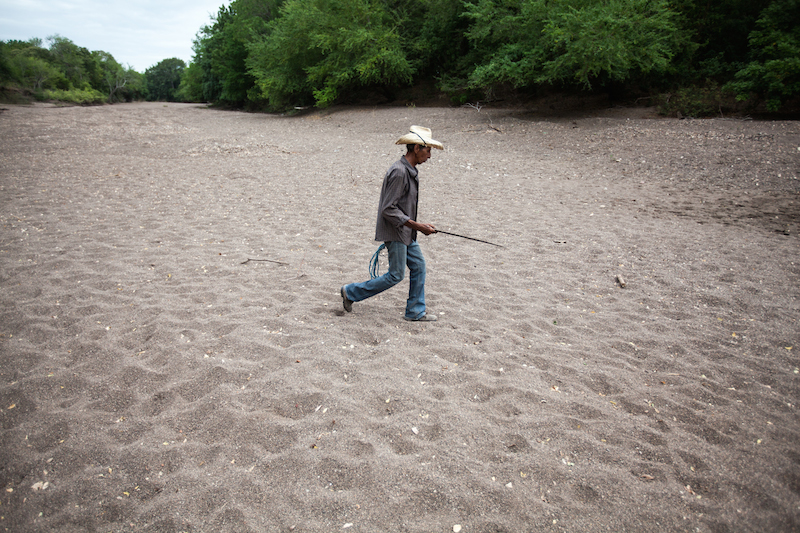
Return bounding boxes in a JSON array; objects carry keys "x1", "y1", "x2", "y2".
[{"x1": 0, "y1": 101, "x2": 798, "y2": 532}]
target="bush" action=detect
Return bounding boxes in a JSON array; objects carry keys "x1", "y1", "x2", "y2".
[
  {"x1": 724, "y1": 0, "x2": 800, "y2": 111},
  {"x1": 145, "y1": 58, "x2": 186, "y2": 101},
  {"x1": 437, "y1": 74, "x2": 486, "y2": 105},
  {"x1": 176, "y1": 62, "x2": 205, "y2": 102},
  {"x1": 41, "y1": 87, "x2": 106, "y2": 104},
  {"x1": 656, "y1": 83, "x2": 741, "y2": 117},
  {"x1": 247, "y1": 0, "x2": 413, "y2": 109},
  {"x1": 464, "y1": 0, "x2": 688, "y2": 91}
]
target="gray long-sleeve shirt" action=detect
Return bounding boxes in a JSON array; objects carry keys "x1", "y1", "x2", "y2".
[{"x1": 374, "y1": 157, "x2": 419, "y2": 245}]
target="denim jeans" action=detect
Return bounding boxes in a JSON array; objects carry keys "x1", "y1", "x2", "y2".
[{"x1": 344, "y1": 240, "x2": 426, "y2": 320}]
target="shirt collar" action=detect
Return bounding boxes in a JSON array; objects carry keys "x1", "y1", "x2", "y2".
[{"x1": 400, "y1": 156, "x2": 419, "y2": 179}]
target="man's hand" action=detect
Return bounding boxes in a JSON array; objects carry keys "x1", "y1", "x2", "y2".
[
  {"x1": 418, "y1": 223, "x2": 437, "y2": 236},
  {"x1": 406, "y1": 220, "x2": 437, "y2": 236}
]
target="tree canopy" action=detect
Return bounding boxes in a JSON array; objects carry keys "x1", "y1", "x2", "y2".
[
  {"x1": 246, "y1": 0, "x2": 413, "y2": 108},
  {"x1": 463, "y1": 0, "x2": 688, "y2": 90},
  {"x1": 171, "y1": 0, "x2": 798, "y2": 112},
  {"x1": 724, "y1": 0, "x2": 800, "y2": 111},
  {"x1": 145, "y1": 58, "x2": 186, "y2": 101}
]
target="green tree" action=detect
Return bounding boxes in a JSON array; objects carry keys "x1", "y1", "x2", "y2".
[
  {"x1": 12, "y1": 54, "x2": 63, "y2": 90},
  {"x1": 247, "y1": 0, "x2": 413, "y2": 109},
  {"x1": 93, "y1": 51, "x2": 144, "y2": 102},
  {"x1": 185, "y1": 0, "x2": 281, "y2": 106},
  {"x1": 176, "y1": 61, "x2": 205, "y2": 102},
  {"x1": 145, "y1": 57, "x2": 186, "y2": 101},
  {"x1": 3, "y1": 40, "x2": 67, "y2": 90},
  {"x1": 47, "y1": 35, "x2": 87, "y2": 87},
  {"x1": 0, "y1": 42, "x2": 11, "y2": 83},
  {"x1": 464, "y1": 0, "x2": 687, "y2": 91},
  {"x1": 668, "y1": 0, "x2": 771, "y2": 81},
  {"x1": 186, "y1": 24, "x2": 222, "y2": 103},
  {"x1": 1, "y1": 37, "x2": 143, "y2": 103},
  {"x1": 413, "y1": 0, "x2": 473, "y2": 78},
  {"x1": 120, "y1": 69, "x2": 146, "y2": 101},
  {"x1": 78, "y1": 47, "x2": 105, "y2": 92},
  {"x1": 214, "y1": 0, "x2": 280, "y2": 105},
  {"x1": 725, "y1": 0, "x2": 800, "y2": 110},
  {"x1": 200, "y1": 5, "x2": 242, "y2": 104}
]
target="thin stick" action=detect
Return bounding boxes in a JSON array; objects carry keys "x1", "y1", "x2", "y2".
[
  {"x1": 435, "y1": 230, "x2": 504, "y2": 248},
  {"x1": 241, "y1": 258, "x2": 288, "y2": 265}
]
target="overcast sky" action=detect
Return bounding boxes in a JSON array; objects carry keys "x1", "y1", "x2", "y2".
[{"x1": 0, "y1": 0, "x2": 228, "y2": 72}]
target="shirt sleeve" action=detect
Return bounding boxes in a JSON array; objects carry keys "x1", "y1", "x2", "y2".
[{"x1": 379, "y1": 167, "x2": 410, "y2": 228}]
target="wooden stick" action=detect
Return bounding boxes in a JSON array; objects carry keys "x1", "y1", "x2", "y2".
[
  {"x1": 436, "y1": 230, "x2": 504, "y2": 248},
  {"x1": 241, "y1": 258, "x2": 288, "y2": 265}
]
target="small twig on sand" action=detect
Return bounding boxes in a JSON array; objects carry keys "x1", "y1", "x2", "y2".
[
  {"x1": 462, "y1": 101, "x2": 502, "y2": 133},
  {"x1": 241, "y1": 258, "x2": 288, "y2": 265}
]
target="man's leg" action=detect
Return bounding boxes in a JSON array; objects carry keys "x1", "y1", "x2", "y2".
[
  {"x1": 404, "y1": 241, "x2": 427, "y2": 320},
  {"x1": 344, "y1": 241, "x2": 407, "y2": 304}
]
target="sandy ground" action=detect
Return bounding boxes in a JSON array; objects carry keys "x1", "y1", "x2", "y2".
[{"x1": 0, "y1": 101, "x2": 799, "y2": 532}]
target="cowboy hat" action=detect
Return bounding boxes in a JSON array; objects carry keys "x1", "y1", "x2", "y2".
[{"x1": 396, "y1": 125, "x2": 443, "y2": 150}]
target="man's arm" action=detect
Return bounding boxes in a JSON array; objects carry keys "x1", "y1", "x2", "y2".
[
  {"x1": 404, "y1": 219, "x2": 436, "y2": 235},
  {"x1": 379, "y1": 170, "x2": 411, "y2": 228}
]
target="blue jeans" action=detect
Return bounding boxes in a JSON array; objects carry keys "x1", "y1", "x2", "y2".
[{"x1": 344, "y1": 241, "x2": 427, "y2": 320}]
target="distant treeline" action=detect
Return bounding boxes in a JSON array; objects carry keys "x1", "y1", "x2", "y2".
[
  {"x1": 3, "y1": 0, "x2": 798, "y2": 114},
  {"x1": 0, "y1": 36, "x2": 145, "y2": 104},
  {"x1": 0, "y1": 35, "x2": 189, "y2": 105}
]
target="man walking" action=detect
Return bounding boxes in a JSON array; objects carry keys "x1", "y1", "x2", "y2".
[{"x1": 341, "y1": 126, "x2": 443, "y2": 321}]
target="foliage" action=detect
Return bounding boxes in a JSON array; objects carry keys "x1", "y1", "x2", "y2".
[
  {"x1": 9, "y1": 53, "x2": 65, "y2": 90},
  {"x1": 0, "y1": 35, "x2": 145, "y2": 104},
  {"x1": 182, "y1": 24, "x2": 221, "y2": 103},
  {"x1": 145, "y1": 58, "x2": 186, "y2": 101},
  {"x1": 47, "y1": 35, "x2": 96, "y2": 88},
  {"x1": 667, "y1": 0, "x2": 771, "y2": 82},
  {"x1": 215, "y1": 0, "x2": 278, "y2": 105},
  {"x1": 2, "y1": 0, "x2": 796, "y2": 111},
  {"x1": 366, "y1": 0, "x2": 472, "y2": 84},
  {"x1": 122, "y1": 69, "x2": 146, "y2": 101},
  {"x1": 437, "y1": 73, "x2": 485, "y2": 105},
  {"x1": 185, "y1": 0, "x2": 281, "y2": 106},
  {"x1": 724, "y1": 0, "x2": 800, "y2": 111},
  {"x1": 247, "y1": 0, "x2": 413, "y2": 109},
  {"x1": 176, "y1": 61, "x2": 205, "y2": 102},
  {"x1": 464, "y1": 0, "x2": 687, "y2": 90},
  {"x1": 41, "y1": 87, "x2": 106, "y2": 104},
  {"x1": 93, "y1": 51, "x2": 144, "y2": 102},
  {"x1": 206, "y1": 5, "x2": 252, "y2": 104},
  {"x1": 0, "y1": 42, "x2": 13, "y2": 81},
  {"x1": 2, "y1": 39, "x2": 64, "y2": 90}
]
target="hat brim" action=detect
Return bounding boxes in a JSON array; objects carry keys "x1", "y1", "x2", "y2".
[{"x1": 395, "y1": 135, "x2": 444, "y2": 150}]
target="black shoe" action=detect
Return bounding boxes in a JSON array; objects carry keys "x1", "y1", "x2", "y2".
[
  {"x1": 404, "y1": 313, "x2": 437, "y2": 322},
  {"x1": 341, "y1": 286, "x2": 353, "y2": 312}
]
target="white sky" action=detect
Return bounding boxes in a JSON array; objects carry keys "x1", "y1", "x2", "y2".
[{"x1": 0, "y1": 0, "x2": 229, "y2": 72}]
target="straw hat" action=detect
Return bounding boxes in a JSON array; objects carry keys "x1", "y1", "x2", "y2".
[{"x1": 396, "y1": 125, "x2": 443, "y2": 150}]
